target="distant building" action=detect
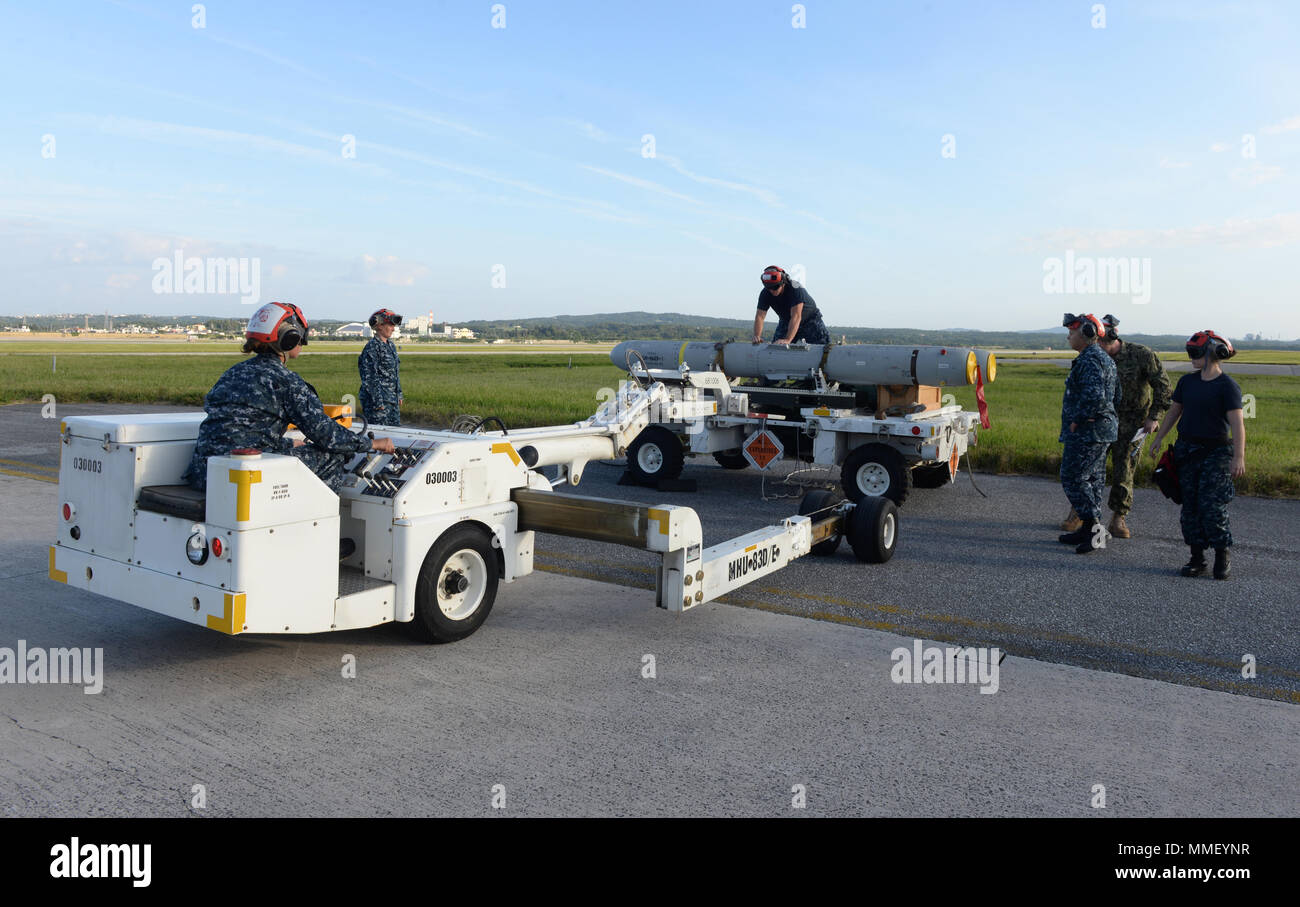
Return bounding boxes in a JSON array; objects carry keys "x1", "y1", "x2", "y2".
[{"x1": 335, "y1": 322, "x2": 371, "y2": 337}]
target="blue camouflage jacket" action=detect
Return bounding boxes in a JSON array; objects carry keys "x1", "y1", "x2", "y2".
[
  {"x1": 184, "y1": 354, "x2": 373, "y2": 489},
  {"x1": 358, "y1": 335, "x2": 402, "y2": 408},
  {"x1": 1060, "y1": 342, "x2": 1121, "y2": 443}
]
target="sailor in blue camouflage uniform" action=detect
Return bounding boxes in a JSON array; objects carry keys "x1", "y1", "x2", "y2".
[
  {"x1": 1057, "y1": 314, "x2": 1121, "y2": 554},
  {"x1": 358, "y1": 308, "x2": 403, "y2": 426},
  {"x1": 1149, "y1": 330, "x2": 1245, "y2": 580},
  {"x1": 184, "y1": 302, "x2": 395, "y2": 494}
]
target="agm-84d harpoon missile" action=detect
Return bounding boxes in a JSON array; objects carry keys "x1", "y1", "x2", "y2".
[{"x1": 611, "y1": 340, "x2": 997, "y2": 387}]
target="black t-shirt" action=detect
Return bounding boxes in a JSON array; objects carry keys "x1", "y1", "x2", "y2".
[
  {"x1": 1172, "y1": 371, "x2": 1242, "y2": 440},
  {"x1": 757, "y1": 280, "x2": 821, "y2": 323}
]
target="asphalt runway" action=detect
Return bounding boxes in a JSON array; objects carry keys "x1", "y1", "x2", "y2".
[
  {"x1": 3, "y1": 403, "x2": 1297, "y2": 704},
  {"x1": 1, "y1": 402, "x2": 1297, "y2": 816}
]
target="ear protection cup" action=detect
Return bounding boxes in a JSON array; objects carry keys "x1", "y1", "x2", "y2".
[
  {"x1": 1101, "y1": 314, "x2": 1120, "y2": 342},
  {"x1": 1081, "y1": 319, "x2": 1096, "y2": 339},
  {"x1": 1187, "y1": 329, "x2": 1235, "y2": 361},
  {"x1": 277, "y1": 324, "x2": 303, "y2": 352}
]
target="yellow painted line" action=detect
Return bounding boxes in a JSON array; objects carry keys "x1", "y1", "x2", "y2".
[
  {"x1": 647, "y1": 508, "x2": 671, "y2": 536},
  {"x1": 0, "y1": 466, "x2": 57, "y2": 484},
  {"x1": 206, "y1": 592, "x2": 247, "y2": 635},
  {"x1": 227, "y1": 469, "x2": 262, "y2": 522},
  {"x1": 490, "y1": 442, "x2": 521, "y2": 466},
  {"x1": 48, "y1": 547, "x2": 67, "y2": 584},
  {"x1": 0, "y1": 458, "x2": 57, "y2": 473},
  {"x1": 744, "y1": 544, "x2": 758, "y2": 552}
]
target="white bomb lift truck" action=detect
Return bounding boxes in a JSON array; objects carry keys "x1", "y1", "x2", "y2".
[
  {"x1": 48, "y1": 378, "x2": 897, "y2": 642},
  {"x1": 608, "y1": 340, "x2": 997, "y2": 506}
]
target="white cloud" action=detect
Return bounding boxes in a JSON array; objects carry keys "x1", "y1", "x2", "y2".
[
  {"x1": 1261, "y1": 115, "x2": 1300, "y2": 135},
  {"x1": 1230, "y1": 161, "x2": 1283, "y2": 186},
  {"x1": 1032, "y1": 213, "x2": 1300, "y2": 250},
  {"x1": 1209, "y1": 142, "x2": 1229, "y2": 152},
  {"x1": 655, "y1": 153, "x2": 782, "y2": 207},
  {"x1": 1159, "y1": 157, "x2": 1191, "y2": 169},
  {"x1": 579, "y1": 165, "x2": 702, "y2": 204},
  {"x1": 105, "y1": 273, "x2": 140, "y2": 289},
  {"x1": 565, "y1": 119, "x2": 614, "y2": 143},
  {"x1": 347, "y1": 255, "x2": 430, "y2": 286}
]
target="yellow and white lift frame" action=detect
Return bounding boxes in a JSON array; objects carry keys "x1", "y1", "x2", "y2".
[{"x1": 49, "y1": 379, "x2": 897, "y2": 643}]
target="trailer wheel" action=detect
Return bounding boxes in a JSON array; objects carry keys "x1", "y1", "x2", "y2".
[
  {"x1": 712, "y1": 449, "x2": 750, "y2": 470},
  {"x1": 627, "y1": 427, "x2": 684, "y2": 482},
  {"x1": 798, "y1": 489, "x2": 844, "y2": 556},
  {"x1": 846, "y1": 497, "x2": 899, "y2": 564},
  {"x1": 405, "y1": 525, "x2": 499, "y2": 643},
  {"x1": 841, "y1": 443, "x2": 911, "y2": 506}
]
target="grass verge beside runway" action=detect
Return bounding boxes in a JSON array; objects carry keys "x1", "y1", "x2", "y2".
[{"x1": 2, "y1": 352, "x2": 1295, "y2": 496}]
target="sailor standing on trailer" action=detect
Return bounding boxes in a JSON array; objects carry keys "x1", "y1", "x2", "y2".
[
  {"x1": 1057, "y1": 313, "x2": 1121, "y2": 554},
  {"x1": 752, "y1": 266, "x2": 830, "y2": 346},
  {"x1": 184, "y1": 302, "x2": 395, "y2": 495},
  {"x1": 358, "y1": 308, "x2": 404, "y2": 426}
]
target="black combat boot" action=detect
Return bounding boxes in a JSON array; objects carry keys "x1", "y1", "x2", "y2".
[
  {"x1": 1075, "y1": 518, "x2": 1101, "y2": 554},
  {"x1": 1213, "y1": 547, "x2": 1231, "y2": 580},
  {"x1": 1058, "y1": 517, "x2": 1091, "y2": 545},
  {"x1": 1180, "y1": 546, "x2": 1207, "y2": 577}
]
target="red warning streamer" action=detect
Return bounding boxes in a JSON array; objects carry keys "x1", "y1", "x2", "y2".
[{"x1": 975, "y1": 363, "x2": 990, "y2": 429}]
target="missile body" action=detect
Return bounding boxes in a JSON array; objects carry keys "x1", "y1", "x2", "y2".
[{"x1": 610, "y1": 340, "x2": 995, "y2": 387}]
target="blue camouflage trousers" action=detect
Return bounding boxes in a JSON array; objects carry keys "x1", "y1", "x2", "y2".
[
  {"x1": 1175, "y1": 440, "x2": 1234, "y2": 549},
  {"x1": 1061, "y1": 438, "x2": 1109, "y2": 521},
  {"x1": 360, "y1": 398, "x2": 401, "y2": 427},
  {"x1": 774, "y1": 316, "x2": 830, "y2": 345},
  {"x1": 290, "y1": 445, "x2": 358, "y2": 492}
]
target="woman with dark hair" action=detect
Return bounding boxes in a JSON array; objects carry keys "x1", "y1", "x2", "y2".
[
  {"x1": 1148, "y1": 329, "x2": 1246, "y2": 580},
  {"x1": 184, "y1": 302, "x2": 394, "y2": 493}
]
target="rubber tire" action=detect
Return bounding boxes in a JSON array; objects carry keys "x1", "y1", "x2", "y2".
[
  {"x1": 403, "y1": 524, "x2": 499, "y2": 643},
  {"x1": 627, "y1": 426, "x2": 685, "y2": 483},
  {"x1": 712, "y1": 449, "x2": 750, "y2": 470},
  {"x1": 910, "y1": 462, "x2": 952, "y2": 489},
  {"x1": 841, "y1": 443, "x2": 911, "y2": 506},
  {"x1": 846, "y1": 496, "x2": 899, "y2": 564},
  {"x1": 798, "y1": 489, "x2": 844, "y2": 556}
]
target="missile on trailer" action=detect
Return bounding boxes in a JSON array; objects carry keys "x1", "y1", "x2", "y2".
[{"x1": 610, "y1": 340, "x2": 996, "y2": 387}]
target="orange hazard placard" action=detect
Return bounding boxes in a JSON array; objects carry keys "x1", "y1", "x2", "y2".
[{"x1": 743, "y1": 430, "x2": 784, "y2": 470}]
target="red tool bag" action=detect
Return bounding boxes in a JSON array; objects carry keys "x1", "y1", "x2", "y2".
[{"x1": 1153, "y1": 448, "x2": 1181, "y2": 504}]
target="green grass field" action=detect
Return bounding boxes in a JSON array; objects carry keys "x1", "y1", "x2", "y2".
[
  {"x1": 998, "y1": 350, "x2": 1300, "y2": 365},
  {"x1": 948, "y1": 361, "x2": 1299, "y2": 497},
  {"x1": 2, "y1": 350, "x2": 1295, "y2": 497}
]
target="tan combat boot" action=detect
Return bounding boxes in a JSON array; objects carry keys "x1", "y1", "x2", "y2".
[
  {"x1": 1060, "y1": 508, "x2": 1083, "y2": 532},
  {"x1": 1108, "y1": 513, "x2": 1131, "y2": 538}
]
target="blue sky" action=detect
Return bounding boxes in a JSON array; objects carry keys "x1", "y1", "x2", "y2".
[{"x1": 1, "y1": 0, "x2": 1297, "y2": 337}]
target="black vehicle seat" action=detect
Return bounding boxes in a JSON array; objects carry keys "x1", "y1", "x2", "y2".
[{"x1": 137, "y1": 485, "x2": 206, "y2": 522}]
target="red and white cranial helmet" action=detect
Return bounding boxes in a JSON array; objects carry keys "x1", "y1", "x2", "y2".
[{"x1": 246, "y1": 302, "x2": 309, "y2": 350}]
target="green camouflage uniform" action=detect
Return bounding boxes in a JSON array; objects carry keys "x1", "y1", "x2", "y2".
[{"x1": 1107, "y1": 341, "x2": 1172, "y2": 516}]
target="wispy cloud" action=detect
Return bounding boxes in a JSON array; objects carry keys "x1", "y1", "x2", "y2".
[
  {"x1": 1032, "y1": 213, "x2": 1300, "y2": 250},
  {"x1": 656, "y1": 153, "x2": 782, "y2": 207},
  {"x1": 564, "y1": 119, "x2": 615, "y2": 143},
  {"x1": 1159, "y1": 157, "x2": 1191, "y2": 169},
  {"x1": 580, "y1": 165, "x2": 702, "y2": 204},
  {"x1": 336, "y1": 97, "x2": 490, "y2": 139},
  {"x1": 1230, "y1": 160, "x2": 1283, "y2": 186},
  {"x1": 345, "y1": 254, "x2": 430, "y2": 286},
  {"x1": 1261, "y1": 114, "x2": 1300, "y2": 136},
  {"x1": 679, "y1": 231, "x2": 749, "y2": 259}
]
